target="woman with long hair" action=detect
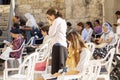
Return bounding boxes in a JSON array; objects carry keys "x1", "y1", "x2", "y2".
[
  {"x1": 36, "y1": 30, "x2": 91, "y2": 80},
  {"x1": 52, "y1": 30, "x2": 90, "y2": 77}
]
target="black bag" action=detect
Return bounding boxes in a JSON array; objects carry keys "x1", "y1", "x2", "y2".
[
  {"x1": 26, "y1": 47, "x2": 35, "y2": 54},
  {"x1": 110, "y1": 54, "x2": 120, "y2": 80},
  {"x1": 30, "y1": 28, "x2": 42, "y2": 38},
  {"x1": 110, "y1": 63, "x2": 120, "y2": 80},
  {"x1": 0, "y1": 30, "x2": 2, "y2": 36}
]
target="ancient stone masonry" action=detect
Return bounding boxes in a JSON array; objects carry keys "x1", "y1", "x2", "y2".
[
  {"x1": 0, "y1": 5, "x2": 10, "y2": 30},
  {"x1": 0, "y1": 5, "x2": 10, "y2": 42},
  {"x1": 15, "y1": 0, "x2": 103, "y2": 27}
]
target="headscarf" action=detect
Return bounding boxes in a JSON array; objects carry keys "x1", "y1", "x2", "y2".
[
  {"x1": 24, "y1": 13, "x2": 38, "y2": 28},
  {"x1": 102, "y1": 22, "x2": 112, "y2": 34}
]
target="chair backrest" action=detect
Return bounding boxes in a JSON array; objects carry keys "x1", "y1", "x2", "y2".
[
  {"x1": 18, "y1": 52, "x2": 39, "y2": 80},
  {"x1": 88, "y1": 61, "x2": 101, "y2": 80},
  {"x1": 86, "y1": 42, "x2": 95, "y2": 55},
  {"x1": 102, "y1": 48, "x2": 115, "y2": 74},
  {"x1": 37, "y1": 43, "x2": 51, "y2": 72},
  {"x1": 26, "y1": 37, "x2": 35, "y2": 46},
  {"x1": 26, "y1": 35, "x2": 39, "y2": 46}
]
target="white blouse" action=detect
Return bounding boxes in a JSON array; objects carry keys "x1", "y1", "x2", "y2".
[
  {"x1": 101, "y1": 31, "x2": 115, "y2": 45},
  {"x1": 117, "y1": 18, "x2": 120, "y2": 35},
  {"x1": 82, "y1": 28, "x2": 93, "y2": 43},
  {"x1": 76, "y1": 48, "x2": 91, "y2": 73},
  {"x1": 49, "y1": 17, "x2": 67, "y2": 48}
]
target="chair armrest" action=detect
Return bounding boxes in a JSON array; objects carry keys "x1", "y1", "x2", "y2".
[
  {"x1": 5, "y1": 58, "x2": 17, "y2": 69},
  {"x1": 4, "y1": 68, "x2": 19, "y2": 71},
  {"x1": 58, "y1": 74, "x2": 82, "y2": 80}
]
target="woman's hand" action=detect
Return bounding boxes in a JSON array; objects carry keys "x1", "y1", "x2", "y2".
[
  {"x1": 51, "y1": 73, "x2": 61, "y2": 77},
  {"x1": 65, "y1": 70, "x2": 79, "y2": 75}
]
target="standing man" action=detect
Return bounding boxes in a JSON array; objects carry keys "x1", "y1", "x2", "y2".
[{"x1": 114, "y1": 11, "x2": 120, "y2": 36}]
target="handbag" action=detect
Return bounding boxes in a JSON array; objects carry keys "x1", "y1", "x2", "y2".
[{"x1": 34, "y1": 60, "x2": 46, "y2": 71}]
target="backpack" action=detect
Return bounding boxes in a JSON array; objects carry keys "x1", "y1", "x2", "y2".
[
  {"x1": 110, "y1": 63, "x2": 120, "y2": 80},
  {"x1": 30, "y1": 27, "x2": 42, "y2": 38},
  {"x1": 0, "y1": 30, "x2": 2, "y2": 36},
  {"x1": 110, "y1": 54, "x2": 120, "y2": 80}
]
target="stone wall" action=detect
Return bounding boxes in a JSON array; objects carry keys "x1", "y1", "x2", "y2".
[
  {"x1": 15, "y1": 0, "x2": 103, "y2": 27},
  {"x1": 0, "y1": 5, "x2": 10, "y2": 30},
  {"x1": 0, "y1": 5, "x2": 10, "y2": 42}
]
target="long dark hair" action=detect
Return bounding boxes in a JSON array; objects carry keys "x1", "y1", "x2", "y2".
[
  {"x1": 86, "y1": 21, "x2": 93, "y2": 29},
  {"x1": 46, "y1": 8, "x2": 62, "y2": 18}
]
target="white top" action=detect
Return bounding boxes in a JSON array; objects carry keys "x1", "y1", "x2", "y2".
[
  {"x1": 82, "y1": 28, "x2": 93, "y2": 43},
  {"x1": 48, "y1": 17, "x2": 67, "y2": 48},
  {"x1": 38, "y1": 35, "x2": 51, "y2": 49},
  {"x1": 25, "y1": 13, "x2": 38, "y2": 28},
  {"x1": 101, "y1": 31, "x2": 115, "y2": 45},
  {"x1": 117, "y1": 18, "x2": 120, "y2": 35},
  {"x1": 76, "y1": 48, "x2": 91, "y2": 73}
]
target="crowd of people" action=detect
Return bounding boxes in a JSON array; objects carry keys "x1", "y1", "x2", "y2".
[{"x1": 0, "y1": 7, "x2": 120, "y2": 80}]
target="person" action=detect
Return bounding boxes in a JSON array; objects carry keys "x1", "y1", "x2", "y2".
[
  {"x1": 66, "y1": 22, "x2": 73, "y2": 34},
  {"x1": 12, "y1": 15, "x2": 26, "y2": 39},
  {"x1": 36, "y1": 25, "x2": 50, "y2": 51},
  {"x1": 0, "y1": 28, "x2": 24, "y2": 60},
  {"x1": 93, "y1": 20, "x2": 102, "y2": 34},
  {"x1": 92, "y1": 20, "x2": 102, "y2": 43},
  {"x1": 93, "y1": 22, "x2": 115, "y2": 59},
  {"x1": 20, "y1": 13, "x2": 42, "y2": 43},
  {"x1": 36, "y1": 30, "x2": 91, "y2": 80},
  {"x1": 12, "y1": 16, "x2": 26, "y2": 27},
  {"x1": 46, "y1": 8, "x2": 68, "y2": 74},
  {"x1": 76, "y1": 22, "x2": 84, "y2": 35},
  {"x1": 114, "y1": 11, "x2": 120, "y2": 36},
  {"x1": 82, "y1": 21, "x2": 93, "y2": 43}
]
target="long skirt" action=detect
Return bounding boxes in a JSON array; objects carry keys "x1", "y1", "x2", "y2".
[{"x1": 51, "y1": 43, "x2": 68, "y2": 74}]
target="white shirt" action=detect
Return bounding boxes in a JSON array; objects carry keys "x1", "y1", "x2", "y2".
[
  {"x1": 101, "y1": 31, "x2": 115, "y2": 45},
  {"x1": 37, "y1": 35, "x2": 50, "y2": 49},
  {"x1": 76, "y1": 48, "x2": 91, "y2": 73},
  {"x1": 82, "y1": 28, "x2": 93, "y2": 43},
  {"x1": 49, "y1": 17, "x2": 67, "y2": 48},
  {"x1": 117, "y1": 18, "x2": 120, "y2": 35}
]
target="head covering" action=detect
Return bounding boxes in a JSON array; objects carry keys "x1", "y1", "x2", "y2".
[
  {"x1": 10, "y1": 28, "x2": 21, "y2": 34},
  {"x1": 102, "y1": 22, "x2": 112, "y2": 33},
  {"x1": 24, "y1": 13, "x2": 38, "y2": 28}
]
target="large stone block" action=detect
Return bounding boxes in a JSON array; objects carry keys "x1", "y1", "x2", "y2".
[
  {"x1": 0, "y1": 21, "x2": 8, "y2": 26},
  {"x1": 43, "y1": 2, "x2": 51, "y2": 8}
]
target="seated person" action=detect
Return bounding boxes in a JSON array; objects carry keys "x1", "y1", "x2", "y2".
[
  {"x1": 34, "y1": 26, "x2": 51, "y2": 71},
  {"x1": 26, "y1": 25, "x2": 50, "y2": 53},
  {"x1": 36, "y1": 30, "x2": 91, "y2": 80},
  {"x1": 82, "y1": 21, "x2": 93, "y2": 43},
  {"x1": 93, "y1": 22, "x2": 115, "y2": 59},
  {"x1": 0, "y1": 28, "x2": 24, "y2": 60},
  {"x1": 36, "y1": 25, "x2": 50, "y2": 51}
]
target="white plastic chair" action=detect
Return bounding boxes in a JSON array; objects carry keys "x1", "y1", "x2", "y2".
[
  {"x1": 96, "y1": 48, "x2": 115, "y2": 80},
  {"x1": 116, "y1": 38, "x2": 120, "y2": 54},
  {"x1": 107, "y1": 33, "x2": 118, "y2": 51},
  {"x1": 57, "y1": 61, "x2": 101, "y2": 80},
  {"x1": 3, "y1": 52, "x2": 39, "y2": 80},
  {"x1": 5, "y1": 40, "x2": 25, "y2": 67},
  {"x1": 34, "y1": 42, "x2": 52, "y2": 79},
  {"x1": 25, "y1": 35, "x2": 39, "y2": 47},
  {"x1": 86, "y1": 42, "x2": 95, "y2": 56}
]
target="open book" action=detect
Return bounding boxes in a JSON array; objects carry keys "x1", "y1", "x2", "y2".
[{"x1": 3, "y1": 40, "x2": 10, "y2": 44}]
